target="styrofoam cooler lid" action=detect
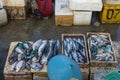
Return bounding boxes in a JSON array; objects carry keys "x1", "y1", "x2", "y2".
[
  {"x1": 55, "y1": 0, "x2": 73, "y2": 15},
  {"x1": 47, "y1": 55, "x2": 82, "y2": 80},
  {"x1": 69, "y1": 0, "x2": 103, "y2": 11},
  {"x1": 3, "y1": 0, "x2": 26, "y2": 7}
]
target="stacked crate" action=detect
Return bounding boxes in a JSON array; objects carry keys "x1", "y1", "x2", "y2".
[
  {"x1": 55, "y1": 0, "x2": 103, "y2": 26},
  {"x1": 87, "y1": 32, "x2": 118, "y2": 80},
  {"x1": 100, "y1": 0, "x2": 120, "y2": 23},
  {"x1": 2, "y1": 0, "x2": 29, "y2": 19}
]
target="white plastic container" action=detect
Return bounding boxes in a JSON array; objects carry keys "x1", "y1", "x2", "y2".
[
  {"x1": 0, "y1": 0, "x2": 8, "y2": 26},
  {"x1": 69, "y1": 0, "x2": 103, "y2": 11},
  {"x1": 73, "y1": 11, "x2": 92, "y2": 25}
]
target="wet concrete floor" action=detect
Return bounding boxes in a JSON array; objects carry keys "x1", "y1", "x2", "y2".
[{"x1": 0, "y1": 17, "x2": 120, "y2": 80}]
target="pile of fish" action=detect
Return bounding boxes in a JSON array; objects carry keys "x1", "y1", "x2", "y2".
[
  {"x1": 8, "y1": 40, "x2": 61, "y2": 72},
  {"x1": 63, "y1": 37, "x2": 87, "y2": 63},
  {"x1": 88, "y1": 34, "x2": 114, "y2": 61}
]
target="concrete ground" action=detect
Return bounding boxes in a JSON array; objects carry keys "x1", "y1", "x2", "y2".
[{"x1": 0, "y1": 17, "x2": 120, "y2": 80}]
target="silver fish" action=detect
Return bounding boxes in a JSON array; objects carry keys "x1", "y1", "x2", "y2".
[
  {"x1": 64, "y1": 50, "x2": 68, "y2": 56},
  {"x1": 26, "y1": 60, "x2": 32, "y2": 70},
  {"x1": 71, "y1": 51, "x2": 79, "y2": 63},
  {"x1": 11, "y1": 61, "x2": 18, "y2": 71},
  {"x1": 33, "y1": 40, "x2": 42, "y2": 51},
  {"x1": 30, "y1": 62, "x2": 43, "y2": 71},
  {"x1": 41, "y1": 41, "x2": 54, "y2": 64},
  {"x1": 15, "y1": 47, "x2": 24, "y2": 54},
  {"x1": 8, "y1": 51, "x2": 18, "y2": 65},
  {"x1": 38, "y1": 41, "x2": 48, "y2": 57},
  {"x1": 23, "y1": 43, "x2": 29, "y2": 49},
  {"x1": 56, "y1": 40, "x2": 61, "y2": 54},
  {"x1": 40, "y1": 55, "x2": 48, "y2": 64},
  {"x1": 32, "y1": 57, "x2": 39, "y2": 62},
  {"x1": 18, "y1": 54, "x2": 22, "y2": 61},
  {"x1": 16, "y1": 60, "x2": 24, "y2": 72}
]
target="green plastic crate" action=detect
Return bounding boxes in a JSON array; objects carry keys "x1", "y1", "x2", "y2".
[{"x1": 105, "y1": 70, "x2": 120, "y2": 80}]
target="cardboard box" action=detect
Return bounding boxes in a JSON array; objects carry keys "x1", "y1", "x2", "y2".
[{"x1": 55, "y1": 0, "x2": 73, "y2": 26}]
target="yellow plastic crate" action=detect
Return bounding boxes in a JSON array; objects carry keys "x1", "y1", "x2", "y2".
[{"x1": 100, "y1": 2, "x2": 120, "y2": 23}]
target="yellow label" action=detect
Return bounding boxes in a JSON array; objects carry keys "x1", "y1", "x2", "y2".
[{"x1": 101, "y1": 5, "x2": 120, "y2": 23}]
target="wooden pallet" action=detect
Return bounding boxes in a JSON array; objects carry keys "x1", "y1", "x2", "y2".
[
  {"x1": 4, "y1": 42, "x2": 32, "y2": 80},
  {"x1": 87, "y1": 32, "x2": 117, "y2": 67}
]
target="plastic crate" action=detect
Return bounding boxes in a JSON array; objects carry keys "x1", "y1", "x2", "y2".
[{"x1": 105, "y1": 70, "x2": 120, "y2": 80}]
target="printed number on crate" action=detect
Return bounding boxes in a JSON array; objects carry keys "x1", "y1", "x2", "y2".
[{"x1": 107, "y1": 9, "x2": 120, "y2": 20}]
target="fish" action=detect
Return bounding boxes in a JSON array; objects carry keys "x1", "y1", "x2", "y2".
[
  {"x1": 95, "y1": 53, "x2": 111, "y2": 61},
  {"x1": 71, "y1": 51, "x2": 79, "y2": 63},
  {"x1": 38, "y1": 41, "x2": 48, "y2": 57},
  {"x1": 89, "y1": 34, "x2": 113, "y2": 61},
  {"x1": 104, "y1": 45, "x2": 112, "y2": 53},
  {"x1": 40, "y1": 41, "x2": 54, "y2": 64},
  {"x1": 40, "y1": 55, "x2": 48, "y2": 64},
  {"x1": 77, "y1": 51, "x2": 84, "y2": 62},
  {"x1": 16, "y1": 60, "x2": 25, "y2": 72},
  {"x1": 77, "y1": 38, "x2": 84, "y2": 48},
  {"x1": 11, "y1": 61, "x2": 18, "y2": 71},
  {"x1": 18, "y1": 53, "x2": 25, "y2": 61},
  {"x1": 23, "y1": 42, "x2": 29, "y2": 49},
  {"x1": 32, "y1": 40, "x2": 42, "y2": 51},
  {"x1": 26, "y1": 60, "x2": 32, "y2": 70},
  {"x1": 23, "y1": 42, "x2": 32, "y2": 50},
  {"x1": 15, "y1": 47, "x2": 24, "y2": 54},
  {"x1": 64, "y1": 50, "x2": 68, "y2": 56},
  {"x1": 21, "y1": 60, "x2": 26, "y2": 70},
  {"x1": 32, "y1": 57, "x2": 39, "y2": 62},
  {"x1": 30, "y1": 62, "x2": 43, "y2": 71},
  {"x1": 63, "y1": 37, "x2": 87, "y2": 63},
  {"x1": 8, "y1": 51, "x2": 18, "y2": 65},
  {"x1": 56, "y1": 40, "x2": 61, "y2": 54}
]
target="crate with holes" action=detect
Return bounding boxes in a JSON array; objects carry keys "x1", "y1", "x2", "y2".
[
  {"x1": 62, "y1": 34, "x2": 89, "y2": 80},
  {"x1": 100, "y1": 0, "x2": 120, "y2": 23}
]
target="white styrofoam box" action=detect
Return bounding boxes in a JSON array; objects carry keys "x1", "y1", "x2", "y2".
[
  {"x1": 106, "y1": 0, "x2": 120, "y2": 4},
  {"x1": 73, "y1": 11, "x2": 92, "y2": 25},
  {"x1": 69, "y1": 0, "x2": 103, "y2": 11},
  {"x1": 2, "y1": 0, "x2": 27, "y2": 6},
  {"x1": 55, "y1": 0, "x2": 73, "y2": 15}
]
